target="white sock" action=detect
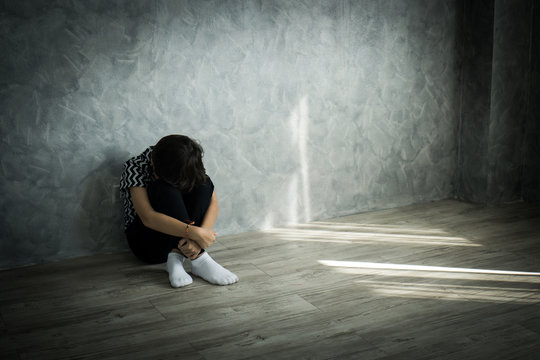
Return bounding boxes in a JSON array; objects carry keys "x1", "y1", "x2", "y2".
[
  {"x1": 191, "y1": 252, "x2": 238, "y2": 286},
  {"x1": 166, "y1": 252, "x2": 193, "y2": 288}
]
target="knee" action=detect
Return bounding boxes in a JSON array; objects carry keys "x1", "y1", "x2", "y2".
[
  {"x1": 148, "y1": 179, "x2": 177, "y2": 195},
  {"x1": 198, "y1": 176, "x2": 215, "y2": 197},
  {"x1": 147, "y1": 179, "x2": 183, "y2": 208}
]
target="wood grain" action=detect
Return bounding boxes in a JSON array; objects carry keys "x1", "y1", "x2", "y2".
[{"x1": 1, "y1": 200, "x2": 539, "y2": 359}]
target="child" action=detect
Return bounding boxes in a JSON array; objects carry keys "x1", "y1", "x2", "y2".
[{"x1": 119, "y1": 134, "x2": 238, "y2": 288}]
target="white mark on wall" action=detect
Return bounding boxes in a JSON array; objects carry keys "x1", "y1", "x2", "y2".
[
  {"x1": 262, "y1": 213, "x2": 275, "y2": 231},
  {"x1": 58, "y1": 104, "x2": 78, "y2": 115},
  {"x1": 28, "y1": 164, "x2": 51, "y2": 174},
  {"x1": 63, "y1": 54, "x2": 80, "y2": 73},
  {"x1": 57, "y1": 103, "x2": 97, "y2": 123},
  {"x1": 111, "y1": 184, "x2": 120, "y2": 204},
  {"x1": 57, "y1": 156, "x2": 65, "y2": 185},
  {"x1": 288, "y1": 174, "x2": 299, "y2": 224},
  {"x1": 33, "y1": 90, "x2": 41, "y2": 126},
  {"x1": 26, "y1": 127, "x2": 31, "y2": 146},
  {"x1": 44, "y1": 123, "x2": 50, "y2": 146},
  {"x1": 64, "y1": 28, "x2": 81, "y2": 41},
  {"x1": 289, "y1": 96, "x2": 311, "y2": 223},
  {"x1": 77, "y1": 111, "x2": 97, "y2": 123}
]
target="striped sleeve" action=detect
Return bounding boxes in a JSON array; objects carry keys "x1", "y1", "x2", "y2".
[
  {"x1": 119, "y1": 147, "x2": 154, "y2": 228},
  {"x1": 120, "y1": 147, "x2": 153, "y2": 190}
]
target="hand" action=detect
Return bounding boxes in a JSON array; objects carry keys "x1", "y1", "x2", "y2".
[
  {"x1": 178, "y1": 239, "x2": 202, "y2": 260},
  {"x1": 189, "y1": 226, "x2": 217, "y2": 249}
]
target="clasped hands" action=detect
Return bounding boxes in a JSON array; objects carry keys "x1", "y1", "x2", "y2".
[{"x1": 178, "y1": 225, "x2": 216, "y2": 260}]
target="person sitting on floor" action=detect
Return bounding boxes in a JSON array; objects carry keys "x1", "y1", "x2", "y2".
[{"x1": 119, "y1": 134, "x2": 238, "y2": 288}]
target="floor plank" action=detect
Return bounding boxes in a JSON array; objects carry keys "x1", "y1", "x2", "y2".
[{"x1": 1, "y1": 200, "x2": 539, "y2": 359}]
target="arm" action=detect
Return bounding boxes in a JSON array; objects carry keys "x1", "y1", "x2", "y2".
[
  {"x1": 201, "y1": 191, "x2": 219, "y2": 230},
  {"x1": 179, "y1": 191, "x2": 220, "y2": 259},
  {"x1": 130, "y1": 187, "x2": 216, "y2": 247}
]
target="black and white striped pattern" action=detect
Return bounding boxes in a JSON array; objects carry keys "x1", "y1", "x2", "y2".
[{"x1": 119, "y1": 146, "x2": 155, "y2": 229}]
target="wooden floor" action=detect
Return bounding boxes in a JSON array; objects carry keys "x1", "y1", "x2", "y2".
[{"x1": 1, "y1": 200, "x2": 540, "y2": 360}]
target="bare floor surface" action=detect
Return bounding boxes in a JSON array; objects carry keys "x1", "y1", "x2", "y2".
[{"x1": 1, "y1": 200, "x2": 540, "y2": 359}]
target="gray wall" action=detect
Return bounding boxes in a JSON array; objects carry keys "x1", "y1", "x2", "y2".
[
  {"x1": 456, "y1": 0, "x2": 494, "y2": 204},
  {"x1": 522, "y1": 1, "x2": 540, "y2": 203},
  {"x1": 0, "y1": 0, "x2": 535, "y2": 269},
  {"x1": 456, "y1": 0, "x2": 540, "y2": 204}
]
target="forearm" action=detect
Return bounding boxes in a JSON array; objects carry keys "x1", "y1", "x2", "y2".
[
  {"x1": 201, "y1": 191, "x2": 219, "y2": 230},
  {"x1": 130, "y1": 186, "x2": 216, "y2": 249},
  {"x1": 143, "y1": 212, "x2": 190, "y2": 238},
  {"x1": 144, "y1": 212, "x2": 214, "y2": 251}
]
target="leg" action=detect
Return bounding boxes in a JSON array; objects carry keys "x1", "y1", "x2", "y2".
[
  {"x1": 181, "y1": 179, "x2": 238, "y2": 285},
  {"x1": 125, "y1": 217, "x2": 193, "y2": 287},
  {"x1": 126, "y1": 179, "x2": 194, "y2": 263},
  {"x1": 179, "y1": 176, "x2": 215, "y2": 227},
  {"x1": 127, "y1": 178, "x2": 237, "y2": 286},
  {"x1": 146, "y1": 179, "x2": 214, "y2": 287},
  {"x1": 125, "y1": 216, "x2": 174, "y2": 264},
  {"x1": 145, "y1": 178, "x2": 214, "y2": 253}
]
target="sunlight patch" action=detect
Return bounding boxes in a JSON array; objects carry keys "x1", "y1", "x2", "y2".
[{"x1": 318, "y1": 260, "x2": 540, "y2": 276}]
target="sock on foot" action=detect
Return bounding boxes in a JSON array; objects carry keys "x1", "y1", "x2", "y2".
[
  {"x1": 166, "y1": 252, "x2": 193, "y2": 288},
  {"x1": 191, "y1": 252, "x2": 238, "y2": 286}
]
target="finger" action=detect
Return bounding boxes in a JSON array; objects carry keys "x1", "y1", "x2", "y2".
[{"x1": 182, "y1": 241, "x2": 192, "y2": 249}]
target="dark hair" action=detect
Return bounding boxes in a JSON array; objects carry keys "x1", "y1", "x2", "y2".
[{"x1": 151, "y1": 134, "x2": 207, "y2": 192}]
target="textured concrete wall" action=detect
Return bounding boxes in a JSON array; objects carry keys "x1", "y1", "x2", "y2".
[
  {"x1": 1, "y1": 0, "x2": 461, "y2": 268},
  {"x1": 456, "y1": 0, "x2": 494, "y2": 203},
  {"x1": 456, "y1": 0, "x2": 539, "y2": 205},
  {"x1": 487, "y1": 0, "x2": 532, "y2": 203},
  {"x1": 522, "y1": 1, "x2": 540, "y2": 203}
]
